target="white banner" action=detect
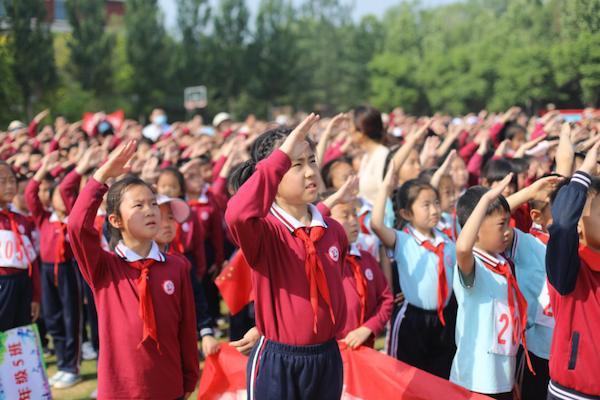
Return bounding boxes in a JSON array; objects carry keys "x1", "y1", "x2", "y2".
[{"x1": 0, "y1": 324, "x2": 51, "y2": 400}]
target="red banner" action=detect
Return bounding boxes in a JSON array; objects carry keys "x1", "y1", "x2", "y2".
[{"x1": 198, "y1": 343, "x2": 492, "y2": 400}]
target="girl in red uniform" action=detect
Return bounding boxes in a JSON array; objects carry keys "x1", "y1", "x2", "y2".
[
  {"x1": 226, "y1": 114, "x2": 348, "y2": 400},
  {"x1": 68, "y1": 141, "x2": 199, "y2": 399}
]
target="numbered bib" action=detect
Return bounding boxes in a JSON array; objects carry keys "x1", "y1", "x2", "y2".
[
  {"x1": 0, "y1": 230, "x2": 37, "y2": 269},
  {"x1": 491, "y1": 299, "x2": 519, "y2": 356},
  {"x1": 534, "y1": 281, "x2": 555, "y2": 329}
]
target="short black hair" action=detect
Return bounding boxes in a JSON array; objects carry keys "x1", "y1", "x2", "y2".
[
  {"x1": 457, "y1": 186, "x2": 511, "y2": 228},
  {"x1": 507, "y1": 157, "x2": 530, "y2": 175},
  {"x1": 482, "y1": 158, "x2": 516, "y2": 187}
]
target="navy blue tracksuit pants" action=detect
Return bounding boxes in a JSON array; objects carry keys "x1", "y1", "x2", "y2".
[
  {"x1": 40, "y1": 261, "x2": 82, "y2": 374},
  {"x1": 0, "y1": 271, "x2": 32, "y2": 331},
  {"x1": 246, "y1": 338, "x2": 343, "y2": 400}
]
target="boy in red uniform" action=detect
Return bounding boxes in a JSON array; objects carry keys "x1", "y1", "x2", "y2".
[{"x1": 545, "y1": 141, "x2": 600, "y2": 399}]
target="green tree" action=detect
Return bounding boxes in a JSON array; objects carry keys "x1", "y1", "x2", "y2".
[
  {"x1": 209, "y1": 0, "x2": 250, "y2": 113},
  {"x1": 66, "y1": 0, "x2": 115, "y2": 95},
  {"x1": 3, "y1": 0, "x2": 57, "y2": 117},
  {"x1": 124, "y1": 0, "x2": 171, "y2": 117},
  {"x1": 247, "y1": 0, "x2": 300, "y2": 116}
]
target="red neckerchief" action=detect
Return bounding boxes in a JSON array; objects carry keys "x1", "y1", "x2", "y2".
[
  {"x1": 579, "y1": 245, "x2": 600, "y2": 272},
  {"x1": 358, "y1": 211, "x2": 370, "y2": 235},
  {"x1": 0, "y1": 209, "x2": 32, "y2": 276},
  {"x1": 421, "y1": 240, "x2": 448, "y2": 326},
  {"x1": 52, "y1": 221, "x2": 67, "y2": 286},
  {"x1": 128, "y1": 259, "x2": 160, "y2": 352},
  {"x1": 295, "y1": 226, "x2": 336, "y2": 333},
  {"x1": 474, "y1": 249, "x2": 534, "y2": 374},
  {"x1": 405, "y1": 227, "x2": 449, "y2": 325},
  {"x1": 529, "y1": 226, "x2": 549, "y2": 245},
  {"x1": 346, "y1": 254, "x2": 368, "y2": 325},
  {"x1": 171, "y1": 223, "x2": 185, "y2": 254}
]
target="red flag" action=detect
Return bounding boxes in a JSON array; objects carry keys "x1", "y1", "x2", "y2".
[
  {"x1": 215, "y1": 251, "x2": 253, "y2": 315},
  {"x1": 198, "y1": 342, "x2": 492, "y2": 400},
  {"x1": 198, "y1": 344, "x2": 247, "y2": 400},
  {"x1": 81, "y1": 110, "x2": 124, "y2": 136},
  {"x1": 339, "y1": 343, "x2": 491, "y2": 399}
]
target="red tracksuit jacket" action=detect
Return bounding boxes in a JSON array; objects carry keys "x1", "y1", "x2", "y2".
[
  {"x1": 68, "y1": 178, "x2": 199, "y2": 399},
  {"x1": 225, "y1": 149, "x2": 348, "y2": 345}
]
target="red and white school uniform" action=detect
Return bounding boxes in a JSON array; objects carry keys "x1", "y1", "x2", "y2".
[
  {"x1": 339, "y1": 244, "x2": 393, "y2": 347},
  {"x1": 225, "y1": 149, "x2": 348, "y2": 399},
  {"x1": 0, "y1": 207, "x2": 40, "y2": 331},
  {"x1": 68, "y1": 178, "x2": 199, "y2": 399}
]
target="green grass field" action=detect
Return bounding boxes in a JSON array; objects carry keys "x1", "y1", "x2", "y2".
[{"x1": 46, "y1": 347, "x2": 205, "y2": 400}]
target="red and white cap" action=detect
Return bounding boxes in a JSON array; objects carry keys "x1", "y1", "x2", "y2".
[{"x1": 156, "y1": 194, "x2": 190, "y2": 223}]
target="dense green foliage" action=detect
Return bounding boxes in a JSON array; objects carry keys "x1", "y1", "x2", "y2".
[{"x1": 1, "y1": 0, "x2": 599, "y2": 125}]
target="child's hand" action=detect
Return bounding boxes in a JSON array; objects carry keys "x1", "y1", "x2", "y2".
[
  {"x1": 322, "y1": 175, "x2": 359, "y2": 210},
  {"x1": 93, "y1": 140, "x2": 137, "y2": 183},
  {"x1": 230, "y1": 327, "x2": 260, "y2": 355},
  {"x1": 514, "y1": 134, "x2": 547, "y2": 158},
  {"x1": 484, "y1": 173, "x2": 514, "y2": 200},
  {"x1": 529, "y1": 175, "x2": 564, "y2": 202},
  {"x1": 323, "y1": 113, "x2": 348, "y2": 139},
  {"x1": 33, "y1": 151, "x2": 60, "y2": 181},
  {"x1": 31, "y1": 302, "x2": 40, "y2": 322},
  {"x1": 342, "y1": 326, "x2": 373, "y2": 349},
  {"x1": 431, "y1": 149, "x2": 456, "y2": 188},
  {"x1": 579, "y1": 140, "x2": 600, "y2": 176},
  {"x1": 280, "y1": 113, "x2": 320, "y2": 160},
  {"x1": 494, "y1": 139, "x2": 510, "y2": 158},
  {"x1": 76, "y1": 146, "x2": 105, "y2": 174},
  {"x1": 201, "y1": 335, "x2": 220, "y2": 356},
  {"x1": 33, "y1": 108, "x2": 50, "y2": 124}
]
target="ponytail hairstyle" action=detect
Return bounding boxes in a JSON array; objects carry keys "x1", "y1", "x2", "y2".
[
  {"x1": 230, "y1": 126, "x2": 317, "y2": 193},
  {"x1": 106, "y1": 175, "x2": 155, "y2": 250},
  {"x1": 353, "y1": 105, "x2": 384, "y2": 143},
  {"x1": 391, "y1": 179, "x2": 438, "y2": 230}
]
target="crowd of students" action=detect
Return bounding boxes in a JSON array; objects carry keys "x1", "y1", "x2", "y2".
[{"x1": 0, "y1": 105, "x2": 599, "y2": 400}]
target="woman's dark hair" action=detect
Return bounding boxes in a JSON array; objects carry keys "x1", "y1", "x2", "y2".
[
  {"x1": 482, "y1": 158, "x2": 517, "y2": 188},
  {"x1": 457, "y1": 186, "x2": 510, "y2": 228},
  {"x1": 321, "y1": 157, "x2": 352, "y2": 189},
  {"x1": 157, "y1": 167, "x2": 186, "y2": 199},
  {"x1": 353, "y1": 105, "x2": 384, "y2": 142},
  {"x1": 106, "y1": 175, "x2": 155, "y2": 250},
  {"x1": 391, "y1": 179, "x2": 438, "y2": 230}
]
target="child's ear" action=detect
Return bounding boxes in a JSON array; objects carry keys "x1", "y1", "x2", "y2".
[
  {"x1": 108, "y1": 214, "x2": 123, "y2": 229},
  {"x1": 399, "y1": 209, "x2": 412, "y2": 222},
  {"x1": 530, "y1": 209, "x2": 541, "y2": 224}
]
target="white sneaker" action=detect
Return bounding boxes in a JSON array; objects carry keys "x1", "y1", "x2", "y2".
[
  {"x1": 53, "y1": 372, "x2": 82, "y2": 389},
  {"x1": 48, "y1": 371, "x2": 65, "y2": 386},
  {"x1": 90, "y1": 388, "x2": 98, "y2": 399},
  {"x1": 82, "y1": 342, "x2": 98, "y2": 360}
]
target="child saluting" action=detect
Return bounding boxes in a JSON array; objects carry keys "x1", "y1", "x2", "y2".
[{"x1": 68, "y1": 141, "x2": 199, "y2": 399}]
